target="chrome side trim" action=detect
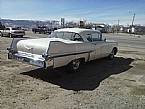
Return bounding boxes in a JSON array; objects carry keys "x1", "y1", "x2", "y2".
[{"x1": 49, "y1": 50, "x2": 94, "y2": 58}]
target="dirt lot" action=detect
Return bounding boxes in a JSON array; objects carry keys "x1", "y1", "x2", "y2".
[{"x1": 0, "y1": 32, "x2": 145, "y2": 109}]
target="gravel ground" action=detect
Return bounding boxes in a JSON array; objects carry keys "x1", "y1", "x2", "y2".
[{"x1": 0, "y1": 32, "x2": 145, "y2": 109}]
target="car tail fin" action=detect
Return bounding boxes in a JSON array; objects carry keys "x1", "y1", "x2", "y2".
[{"x1": 8, "y1": 38, "x2": 25, "y2": 52}]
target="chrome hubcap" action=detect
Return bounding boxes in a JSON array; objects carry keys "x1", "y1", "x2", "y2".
[{"x1": 72, "y1": 60, "x2": 80, "y2": 70}]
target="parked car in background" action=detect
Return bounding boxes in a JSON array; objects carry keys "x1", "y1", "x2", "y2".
[
  {"x1": 32, "y1": 26, "x2": 58, "y2": 35},
  {"x1": 0, "y1": 27, "x2": 25, "y2": 38},
  {"x1": 7, "y1": 28, "x2": 118, "y2": 72},
  {"x1": 32, "y1": 26, "x2": 51, "y2": 34}
]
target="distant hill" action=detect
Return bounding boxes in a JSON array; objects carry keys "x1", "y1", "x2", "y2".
[{"x1": 0, "y1": 19, "x2": 60, "y2": 29}]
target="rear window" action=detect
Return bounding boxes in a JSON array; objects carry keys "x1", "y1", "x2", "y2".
[
  {"x1": 86, "y1": 32, "x2": 102, "y2": 42},
  {"x1": 49, "y1": 32, "x2": 75, "y2": 40}
]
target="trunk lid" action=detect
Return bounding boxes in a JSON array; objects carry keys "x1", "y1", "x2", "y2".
[{"x1": 17, "y1": 38, "x2": 50, "y2": 55}]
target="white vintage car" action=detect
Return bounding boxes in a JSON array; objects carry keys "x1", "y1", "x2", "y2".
[{"x1": 7, "y1": 28, "x2": 118, "y2": 71}]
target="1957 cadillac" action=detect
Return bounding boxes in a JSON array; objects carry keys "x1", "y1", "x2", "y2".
[{"x1": 7, "y1": 28, "x2": 118, "y2": 72}]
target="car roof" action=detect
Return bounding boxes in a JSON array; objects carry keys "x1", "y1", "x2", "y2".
[{"x1": 55, "y1": 28, "x2": 101, "y2": 34}]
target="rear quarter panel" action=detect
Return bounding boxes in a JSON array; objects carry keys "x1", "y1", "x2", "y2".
[
  {"x1": 48, "y1": 41, "x2": 92, "y2": 68},
  {"x1": 106, "y1": 41, "x2": 118, "y2": 54}
]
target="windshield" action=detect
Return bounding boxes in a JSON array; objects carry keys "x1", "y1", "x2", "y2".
[{"x1": 49, "y1": 32, "x2": 75, "y2": 40}]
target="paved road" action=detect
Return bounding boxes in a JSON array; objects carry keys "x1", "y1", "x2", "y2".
[{"x1": 104, "y1": 33, "x2": 145, "y2": 49}]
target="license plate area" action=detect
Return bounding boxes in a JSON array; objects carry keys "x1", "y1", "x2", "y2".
[
  {"x1": 24, "y1": 58, "x2": 30, "y2": 62},
  {"x1": 13, "y1": 52, "x2": 45, "y2": 68},
  {"x1": 14, "y1": 55, "x2": 44, "y2": 67},
  {"x1": 15, "y1": 56, "x2": 30, "y2": 63}
]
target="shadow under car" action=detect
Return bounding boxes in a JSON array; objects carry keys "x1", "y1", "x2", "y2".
[{"x1": 21, "y1": 57, "x2": 134, "y2": 91}]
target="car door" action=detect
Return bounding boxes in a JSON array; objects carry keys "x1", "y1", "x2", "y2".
[
  {"x1": 95, "y1": 40, "x2": 110, "y2": 58},
  {"x1": 90, "y1": 32, "x2": 109, "y2": 59},
  {"x1": 85, "y1": 33, "x2": 100, "y2": 61}
]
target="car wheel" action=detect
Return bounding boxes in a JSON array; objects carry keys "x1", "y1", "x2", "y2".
[
  {"x1": 108, "y1": 49, "x2": 115, "y2": 59},
  {"x1": 67, "y1": 59, "x2": 81, "y2": 72}
]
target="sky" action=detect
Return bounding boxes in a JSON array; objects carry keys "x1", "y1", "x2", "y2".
[{"x1": 0, "y1": 0, "x2": 145, "y2": 25}]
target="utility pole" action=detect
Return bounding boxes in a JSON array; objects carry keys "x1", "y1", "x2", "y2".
[
  {"x1": 118, "y1": 19, "x2": 120, "y2": 26},
  {"x1": 130, "y1": 13, "x2": 136, "y2": 36},
  {"x1": 0, "y1": 17, "x2": 1, "y2": 24},
  {"x1": 117, "y1": 19, "x2": 120, "y2": 33},
  {"x1": 131, "y1": 13, "x2": 135, "y2": 26},
  {"x1": 0, "y1": 17, "x2": 2, "y2": 28}
]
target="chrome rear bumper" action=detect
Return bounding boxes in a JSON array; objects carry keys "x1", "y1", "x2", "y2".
[{"x1": 8, "y1": 51, "x2": 46, "y2": 68}]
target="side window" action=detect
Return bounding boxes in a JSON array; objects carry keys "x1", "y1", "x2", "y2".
[
  {"x1": 92, "y1": 33, "x2": 102, "y2": 41},
  {"x1": 63, "y1": 32, "x2": 75, "y2": 40},
  {"x1": 73, "y1": 34, "x2": 83, "y2": 41},
  {"x1": 86, "y1": 33, "x2": 102, "y2": 42},
  {"x1": 55, "y1": 32, "x2": 63, "y2": 38},
  {"x1": 86, "y1": 34, "x2": 92, "y2": 42}
]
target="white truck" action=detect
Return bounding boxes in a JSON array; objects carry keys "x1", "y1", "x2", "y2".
[
  {"x1": 7, "y1": 28, "x2": 118, "y2": 72},
  {"x1": 0, "y1": 27, "x2": 25, "y2": 38}
]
